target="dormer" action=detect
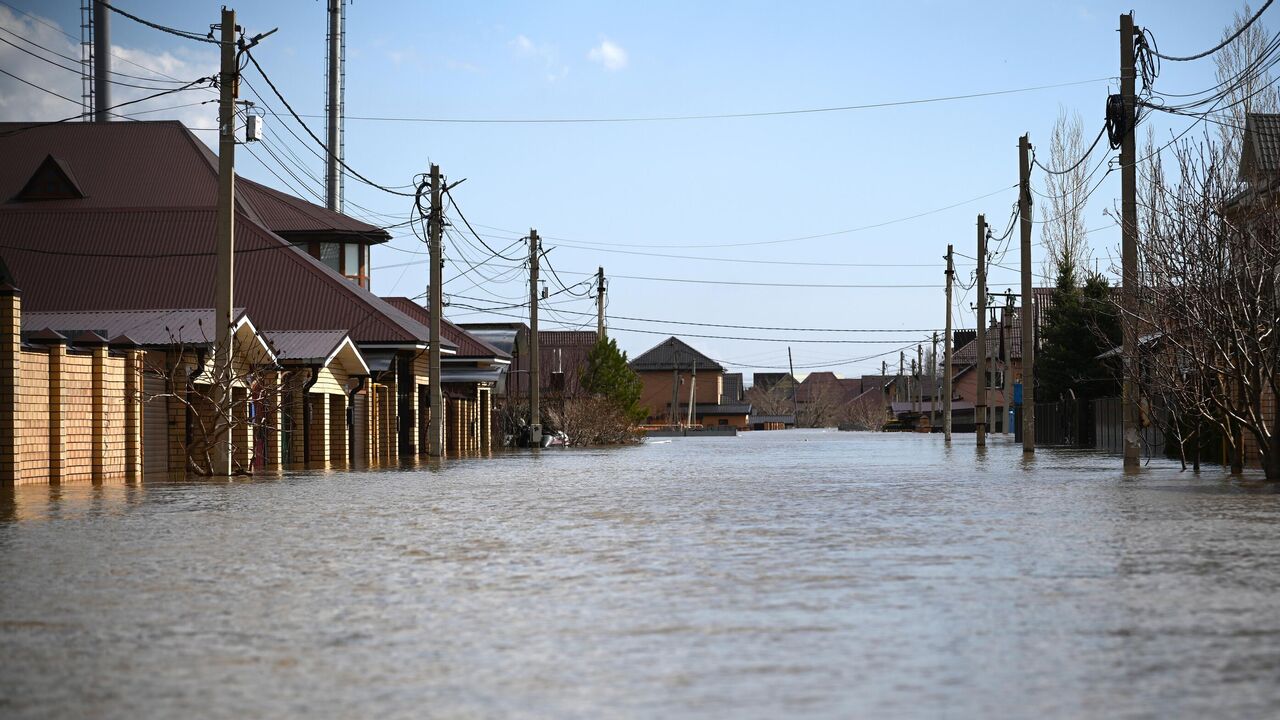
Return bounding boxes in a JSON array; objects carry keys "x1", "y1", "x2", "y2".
[{"x1": 10, "y1": 154, "x2": 86, "y2": 202}]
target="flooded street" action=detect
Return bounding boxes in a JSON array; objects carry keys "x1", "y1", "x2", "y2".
[{"x1": 2, "y1": 430, "x2": 1279, "y2": 718}]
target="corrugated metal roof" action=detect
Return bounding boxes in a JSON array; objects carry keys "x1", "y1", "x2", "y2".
[
  {"x1": 952, "y1": 309, "x2": 1024, "y2": 364},
  {"x1": 0, "y1": 122, "x2": 431, "y2": 347},
  {"x1": 262, "y1": 329, "x2": 349, "y2": 362},
  {"x1": 630, "y1": 336, "x2": 723, "y2": 372},
  {"x1": 22, "y1": 308, "x2": 248, "y2": 346},
  {"x1": 238, "y1": 177, "x2": 390, "y2": 241},
  {"x1": 1241, "y1": 113, "x2": 1280, "y2": 180},
  {"x1": 382, "y1": 297, "x2": 496, "y2": 359},
  {"x1": 540, "y1": 330, "x2": 598, "y2": 347}
]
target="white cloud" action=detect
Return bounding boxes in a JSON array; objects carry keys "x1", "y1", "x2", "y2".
[
  {"x1": 587, "y1": 38, "x2": 628, "y2": 71},
  {"x1": 509, "y1": 34, "x2": 568, "y2": 82},
  {"x1": 0, "y1": 7, "x2": 219, "y2": 144}
]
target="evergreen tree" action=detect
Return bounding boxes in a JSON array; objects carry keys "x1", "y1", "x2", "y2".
[
  {"x1": 1037, "y1": 266, "x2": 1121, "y2": 401},
  {"x1": 581, "y1": 337, "x2": 646, "y2": 422}
]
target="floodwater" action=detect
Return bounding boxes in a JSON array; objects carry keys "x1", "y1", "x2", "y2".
[{"x1": 2, "y1": 431, "x2": 1279, "y2": 719}]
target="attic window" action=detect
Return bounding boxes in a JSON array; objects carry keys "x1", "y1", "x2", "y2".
[{"x1": 11, "y1": 155, "x2": 85, "y2": 202}]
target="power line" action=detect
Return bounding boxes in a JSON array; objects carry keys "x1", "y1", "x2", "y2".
[
  {"x1": 287, "y1": 77, "x2": 1112, "y2": 124},
  {"x1": 100, "y1": 1, "x2": 217, "y2": 45},
  {"x1": 1147, "y1": 0, "x2": 1274, "y2": 62}
]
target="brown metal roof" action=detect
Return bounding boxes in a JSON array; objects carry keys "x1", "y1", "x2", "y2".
[
  {"x1": 262, "y1": 329, "x2": 350, "y2": 362},
  {"x1": 0, "y1": 121, "x2": 430, "y2": 347},
  {"x1": 238, "y1": 177, "x2": 390, "y2": 242},
  {"x1": 630, "y1": 336, "x2": 722, "y2": 372},
  {"x1": 383, "y1": 297, "x2": 498, "y2": 358},
  {"x1": 22, "y1": 308, "x2": 249, "y2": 347}
]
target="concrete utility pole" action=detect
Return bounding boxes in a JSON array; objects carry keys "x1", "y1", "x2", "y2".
[
  {"x1": 92, "y1": 0, "x2": 110, "y2": 121},
  {"x1": 788, "y1": 346, "x2": 799, "y2": 421},
  {"x1": 944, "y1": 244, "x2": 954, "y2": 442},
  {"x1": 1120, "y1": 12, "x2": 1141, "y2": 469},
  {"x1": 881, "y1": 359, "x2": 889, "y2": 423},
  {"x1": 899, "y1": 352, "x2": 905, "y2": 403},
  {"x1": 427, "y1": 164, "x2": 444, "y2": 457},
  {"x1": 1019, "y1": 133, "x2": 1035, "y2": 453},
  {"x1": 975, "y1": 215, "x2": 987, "y2": 447},
  {"x1": 916, "y1": 345, "x2": 924, "y2": 414},
  {"x1": 596, "y1": 266, "x2": 606, "y2": 339},
  {"x1": 528, "y1": 229, "x2": 542, "y2": 446},
  {"x1": 325, "y1": 0, "x2": 343, "y2": 210},
  {"x1": 687, "y1": 360, "x2": 697, "y2": 427},
  {"x1": 212, "y1": 7, "x2": 238, "y2": 476},
  {"x1": 930, "y1": 331, "x2": 939, "y2": 428}
]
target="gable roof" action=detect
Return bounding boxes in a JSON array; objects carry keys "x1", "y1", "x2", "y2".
[
  {"x1": 0, "y1": 121, "x2": 430, "y2": 348},
  {"x1": 383, "y1": 297, "x2": 506, "y2": 359},
  {"x1": 21, "y1": 307, "x2": 275, "y2": 363},
  {"x1": 1240, "y1": 113, "x2": 1280, "y2": 181},
  {"x1": 11, "y1": 154, "x2": 85, "y2": 202},
  {"x1": 237, "y1": 177, "x2": 390, "y2": 243},
  {"x1": 265, "y1": 330, "x2": 370, "y2": 375},
  {"x1": 629, "y1": 336, "x2": 724, "y2": 372},
  {"x1": 952, "y1": 309, "x2": 1023, "y2": 365}
]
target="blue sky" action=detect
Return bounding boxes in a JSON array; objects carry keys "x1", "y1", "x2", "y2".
[{"x1": 0, "y1": 1, "x2": 1237, "y2": 379}]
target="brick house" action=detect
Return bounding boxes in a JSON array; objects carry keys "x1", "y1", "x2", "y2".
[
  {"x1": 0, "y1": 121, "x2": 463, "y2": 480},
  {"x1": 629, "y1": 336, "x2": 751, "y2": 428}
]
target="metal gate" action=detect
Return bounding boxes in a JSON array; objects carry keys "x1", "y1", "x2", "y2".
[{"x1": 142, "y1": 375, "x2": 169, "y2": 476}]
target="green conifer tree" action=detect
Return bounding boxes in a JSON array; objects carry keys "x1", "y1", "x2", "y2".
[{"x1": 581, "y1": 337, "x2": 647, "y2": 422}]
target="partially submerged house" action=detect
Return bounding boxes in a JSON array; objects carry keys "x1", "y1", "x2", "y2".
[
  {"x1": 630, "y1": 336, "x2": 751, "y2": 428},
  {"x1": 0, "y1": 121, "x2": 459, "y2": 481}
]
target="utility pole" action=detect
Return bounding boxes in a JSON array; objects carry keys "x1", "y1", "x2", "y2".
[
  {"x1": 881, "y1": 359, "x2": 889, "y2": 424},
  {"x1": 427, "y1": 164, "x2": 444, "y2": 457},
  {"x1": 944, "y1": 244, "x2": 954, "y2": 442},
  {"x1": 899, "y1": 352, "x2": 905, "y2": 404},
  {"x1": 930, "y1": 331, "x2": 939, "y2": 428},
  {"x1": 788, "y1": 346, "x2": 799, "y2": 421},
  {"x1": 975, "y1": 214, "x2": 987, "y2": 447},
  {"x1": 1120, "y1": 12, "x2": 1141, "y2": 469},
  {"x1": 325, "y1": 0, "x2": 342, "y2": 210},
  {"x1": 1002, "y1": 294, "x2": 1014, "y2": 435},
  {"x1": 92, "y1": 0, "x2": 110, "y2": 121},
  {"x1": 1019, "y1": 133, "x2": 1035, "y2": 454},
  {"x1": 687, "y1": 360, "x2": 697, "y2": 427},
  {"x1": 528, "y1": 229, "x2": 542, "y2": 446},
  {"x1": 596, "y1": 266, "x2": 606, "y2": 339},
  {"x1": 916, "y1": 344, "x2": 924, "y2": 415},
  {"x1": 212, "y1": 7, "x2": 237, "y2": 476}
]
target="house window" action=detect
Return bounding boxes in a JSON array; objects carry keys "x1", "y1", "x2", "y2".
[
  {"x1": 319, "y1": 242, "x2": 341, "y2": 273},
  {"x1": 344, "y1": 243, "x2": 362, "y2": 284}
]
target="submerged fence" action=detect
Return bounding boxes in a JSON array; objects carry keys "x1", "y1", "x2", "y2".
[{"x1": 1034, "y1": 396, "x2": 1165, "y2": 457}]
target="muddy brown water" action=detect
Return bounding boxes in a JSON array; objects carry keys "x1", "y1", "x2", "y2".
[{"x1": 2, "y1": 430, "x2": 1279, "y2": 719}]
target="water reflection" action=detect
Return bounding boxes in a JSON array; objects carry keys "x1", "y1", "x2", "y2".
[{"x1": 0, "y1": 430, "x2": 1277, "y2": 719}]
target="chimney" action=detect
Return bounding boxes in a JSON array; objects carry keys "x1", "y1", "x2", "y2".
[{"x1": 93, "y1": 0, "x2": 110, "y2": 121}]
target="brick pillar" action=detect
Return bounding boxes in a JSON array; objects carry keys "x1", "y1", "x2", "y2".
[
  {"x1": 0, "y1": 284, "x2": 20, "y2": 484},
  {"x1": 90, "y1": 343, "x2": 108, "y2": 482},
  {"x1": 123, "y1": 349, "x2": 142, "y2": 481},
  {"x1": 481, "y1": 387, "x2": 492, "y2": 450},
  {"x1": 361, "y1": 386, "x2": 374, "y2": 465},
  {"x1": 384, "y1": 375, "x2": 398, "y2": 461},
  {"x1": 47, "y1": 341, "x2": 66, "y2": 482}
]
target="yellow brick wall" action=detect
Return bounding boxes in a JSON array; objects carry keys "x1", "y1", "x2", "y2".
[
  {"x1": 16, "y1": 350, "x2": 49, "y2": 478},
  {"x1": 99, "y1": 354, "x2": 127, "y2": 479},
  {"x1": 62, "y1": 352, "x2": 95, "y2": 483}
]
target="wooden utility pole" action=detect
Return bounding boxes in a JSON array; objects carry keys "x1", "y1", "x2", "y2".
[
  {"x1": 427, "y1": 164, "x2": 444, "y2": 457},
  {"x1": 975, "y1": 215, "x2": 987, "y2": 447},
  {"x1": 212, "y1": 7, "x2": 237, "y2": 476},
  {"x1": 944, "y1": 244, "x2": 954, "y2": 442},
  {"x1": 1120, "y1": 12, "x2": 1141, "y2": 469},
  {"x1": 596, "y1": 266, "x2": 606, "y2": 339},
  {"x1": 687, "y1": 360, "x2": 697, "y2": 426},
  {"x1": 899, "y1": 352, "x2": 905, "y2": 403},
  {"x1": 1019, "y1": 133, "x2": 1035, "y2": 453},
  {"x1": 528, "y1": 229, "x2": 542, "y2": 446},
  {"x1": 916, "y1": 345, "x2": 924, "y2": 414}
]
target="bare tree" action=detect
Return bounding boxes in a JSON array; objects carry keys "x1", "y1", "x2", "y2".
[
  {"x1": 1040, "y1": 107, "x2": 1092, "y2": 280},
  {"x1": 141, "y1": 330, "x2": 288, "y2": 476},
  {"x1": 838, "y1": 392, "x2": 886, "y2": 431},
  {"x1": 1136, "y1": 138, "x2": 1280, "y2": 478},
  {"x1": 745, "y1": 382, "x2": 794, "y2": 417},
  {"x1": 1214, "y1": 3, "x2": 1279, "y2": 166}
]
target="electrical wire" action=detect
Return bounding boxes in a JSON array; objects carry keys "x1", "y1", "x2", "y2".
[
  {"x1": 100, "y1": 1, "x2": 217, "y2": 45},
  {"x1": 1146, "y1": 0, "x2": 1274, "y2": 62}
]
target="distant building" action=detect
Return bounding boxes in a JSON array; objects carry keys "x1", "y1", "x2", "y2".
[{"x1": 629, "y1": 336, "x2": 750, "y2": 428}]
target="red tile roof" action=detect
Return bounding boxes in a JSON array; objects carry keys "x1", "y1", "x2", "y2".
[{"x1": 0, "y1": 121, "x2": 429, "y2": 347}]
